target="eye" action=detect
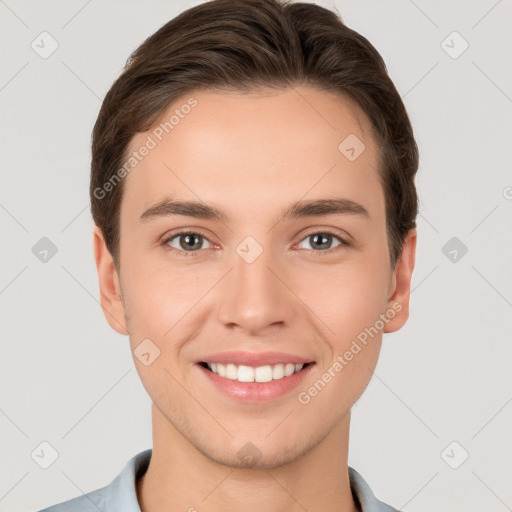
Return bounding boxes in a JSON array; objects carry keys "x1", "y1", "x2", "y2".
[
  {"x1": 161, "y1": 228, "x2": 350, "y2": 257},
  {"x1": 163, "y1": 231, "x2": 212, "y2": 256},
  {"x1": 296, "y1": 230, "x2": 350, "y2": 253}
]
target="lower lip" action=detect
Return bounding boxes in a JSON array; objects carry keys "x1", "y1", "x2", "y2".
[{"x1": 198, "y1": 363, "x2": 315, "y2": 403}]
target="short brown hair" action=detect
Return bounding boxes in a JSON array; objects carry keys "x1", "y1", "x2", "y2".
[{"x1": 90, "y1": 0, "x2": 418, "y2": 269}]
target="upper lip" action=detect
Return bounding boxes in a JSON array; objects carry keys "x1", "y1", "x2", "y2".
[{"x1": 198, "y1": 351, "x2": 314, "y2": 366}]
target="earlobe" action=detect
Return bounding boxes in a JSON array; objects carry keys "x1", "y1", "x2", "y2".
[
  {"x1": 93, "y1": 226, "x2": 129, "y2": 335},
  {"x1": 383, "y1": 229, "x2": 417, "y2": 333}
]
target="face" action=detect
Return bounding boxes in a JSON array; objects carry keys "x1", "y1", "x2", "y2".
[{"x1": 94, "y1": 85, "x2": 416, "y2": 469}]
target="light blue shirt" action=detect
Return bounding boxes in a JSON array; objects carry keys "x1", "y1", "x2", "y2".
[{"x1": 36, "y1": 449, "x2": 401, "y2": 511}]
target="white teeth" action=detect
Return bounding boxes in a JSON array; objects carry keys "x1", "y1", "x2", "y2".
[
  {"x1": 237, "y1": 365, "x2": 255, "y2": 382},
  {"x1": 272, "y1": 364, "x2": 285, "y2": 380},
  {"x1": 225, "y1": 363, "x2": 237, "y2": 380},
  {"x1": 254, "y1": 365, "x2": 273, "y2": 382},
  {"x1": 205, "y1": 361, "x2": 306, "y2": 382},
  {"x1": 284, "y1": 363, "x2": 295, "y2": 377}
]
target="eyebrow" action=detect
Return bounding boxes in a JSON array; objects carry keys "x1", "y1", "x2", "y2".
[{"x1": 139, "y1": 197, "x2": 369, "y2": 223}]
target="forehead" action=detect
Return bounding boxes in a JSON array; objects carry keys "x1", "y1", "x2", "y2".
[{"x1": 121, "y1": 85, "x2": 383, "y2": 224}]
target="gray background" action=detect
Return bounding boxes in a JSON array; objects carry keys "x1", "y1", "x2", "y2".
[{"x1": 1, "y1": 0, "x2": 511, "y2": 511}]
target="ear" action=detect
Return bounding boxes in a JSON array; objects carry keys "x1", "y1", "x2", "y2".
[
  {"x1": 383, "y1": 228, "x2": 417, "y2": 333},
  {"x1": 93, "y1": 225, "x2": 129, "y2": 335}
]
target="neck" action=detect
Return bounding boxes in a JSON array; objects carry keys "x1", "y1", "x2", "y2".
[{"x1": 137, "y1": 404, "x2": 359, "y2": 512}]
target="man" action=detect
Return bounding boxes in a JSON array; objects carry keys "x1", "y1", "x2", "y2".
[{"x1": 39, "y1": 0, "x2": 417, "y2": 510}]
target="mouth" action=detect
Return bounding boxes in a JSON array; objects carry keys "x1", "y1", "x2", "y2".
[
  {"x1": 196, "y1": 355, "x2": 316, "y2": 402},
  {"x1": 199, "y1": 361, "x2": 314, "y2": 383}
]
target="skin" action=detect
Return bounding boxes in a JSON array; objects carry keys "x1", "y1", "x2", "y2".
[{"x1": 94, "y1": 85, "x2": 416, "y2": 512}]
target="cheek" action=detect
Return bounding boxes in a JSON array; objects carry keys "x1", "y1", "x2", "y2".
[
  {"x1": 298, "y1": 257, "x2": 390, "y2": 347},
  {"x1": 120, "y1": 259, "x2": 205, "y2": 403},
  {"x1": 121, "y1": 251, "x2": 219, "y2": 359},
  {"x1": 294, "y1": 260, "x2": 388, "y2": 414}
]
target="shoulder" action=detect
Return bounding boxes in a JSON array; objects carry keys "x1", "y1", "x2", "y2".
[
  {"x1": 349, "y1": 466, "x2": 402, "y2": 512},
  {"x1": 35, "y1": 485, "x2": 108, "y2": 512},
  {"x1": 34, "y1": 449, "x2": 152, "y2": 512}
]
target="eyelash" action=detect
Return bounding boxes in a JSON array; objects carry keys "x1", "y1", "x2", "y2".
[{"x1": 161, "y1": 228, "x2": 351, "y2": 257}]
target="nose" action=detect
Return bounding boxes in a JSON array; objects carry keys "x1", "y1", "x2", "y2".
[{"x1": 217, "y1": 239, "x2": 297, "y2": 335}]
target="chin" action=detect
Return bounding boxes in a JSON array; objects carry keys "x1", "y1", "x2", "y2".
[{"x1": 193, "y1": 432, "x2": 319, "y2": 470}]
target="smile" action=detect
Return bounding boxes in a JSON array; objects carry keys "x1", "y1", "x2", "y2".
[
  {"x1": 201, "y1": 362, "x2": 309, "y2": 382},
  {"x1": 198, "y1": 360, "x2": 315, "y2": 402}
]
